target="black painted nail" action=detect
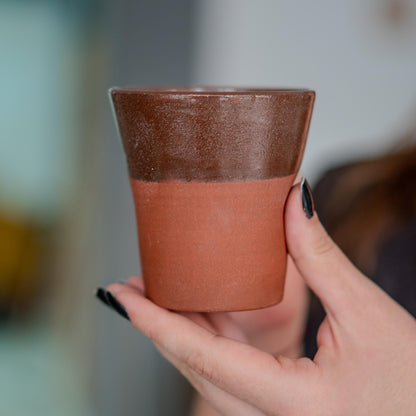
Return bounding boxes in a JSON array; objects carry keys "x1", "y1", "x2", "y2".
[
  {"x1": 95, "y1": 287, "x2": 112, "y2": 308},
  {"x1": 106, "y1": 291, "x2": 130, "y2": 321},
  {"x1": 301, "y1": 177, "x2": 314, "y2": 219}
]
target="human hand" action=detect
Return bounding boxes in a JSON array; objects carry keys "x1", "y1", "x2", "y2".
[{"x1": 98, "y1": 179, "x2": 416, "y2": 416}]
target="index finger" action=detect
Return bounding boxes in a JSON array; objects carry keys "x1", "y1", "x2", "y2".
[{"x1": 108, "y1": 285, "x2": 319, "y2": 414}]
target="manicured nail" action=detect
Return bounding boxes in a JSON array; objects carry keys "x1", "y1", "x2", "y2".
[
  {"x1": 301, "y1": 177, "x2": 314, "y2": 219},
  {"x1": 106, "y1": 291, "x2": 130, "y2": 321},
  {"x1": 95, "y1": 287, "x2": 112, "y2": 307}
]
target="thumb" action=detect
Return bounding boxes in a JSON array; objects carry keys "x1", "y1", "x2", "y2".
[{"x1": 285, "y1": 178, "x2": 364, "y2": 318}]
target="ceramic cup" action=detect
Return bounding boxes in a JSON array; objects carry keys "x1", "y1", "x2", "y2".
[{"x1": 110, "y1": 87, "x2": 315, "y2": 312}]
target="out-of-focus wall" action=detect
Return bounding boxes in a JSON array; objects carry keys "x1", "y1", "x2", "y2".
[
  {"x1": 0, "y1": 1, "x2": 196, "y2": 415},
  {"x1": 0, "y1": 1, "x2": 81, "y2": 221},
  {"x1": 192, "y1": 0, "x2": 416, "y2": 182},
  {"x1": 0, "y1": 1, "x2": 104, "y2": 415}
]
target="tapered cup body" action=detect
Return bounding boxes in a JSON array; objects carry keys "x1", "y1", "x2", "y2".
[{"x1": 110, "y1": 87, "x2": 315, "y2": 311}]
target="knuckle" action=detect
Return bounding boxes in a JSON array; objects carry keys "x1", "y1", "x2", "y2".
[
  {"x1": 311, "y1": 231, "x2": 336, "y2": 258},
  {"x1": 275, "y1": 355, "x2": 295, "y2": 371},
  {"x1": 143, "y1": 321, "x2": 157, "y2": 341},
  {"x1": 295, "y1": 357, "x2": 316, "y2": 371},
  {"x1": 184, "y1": 348, "x2": 217, "y2": 384}
]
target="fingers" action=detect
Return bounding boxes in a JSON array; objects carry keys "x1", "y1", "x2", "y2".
[
  {"x1": 108, "y1": 282, "x2": 262, "y2": 413},
  {"x1": 285, "y1": 181, "x2": 365, "y2": 320},
  {"x1": 201, "y1": 313, "x2": 248, "y2": 343},
  {"x1": 154, "y1": 344, "x2": 265, "y2": 416},
  {"x1": 124, "y1": 276, "x2": 145, "y2": 293},
  {"x1": 106, "y1": 283, "x2": 318, "y2": 414},
  {"x1": 180, "y1": 312, "x2": 218, "y2": 335}
]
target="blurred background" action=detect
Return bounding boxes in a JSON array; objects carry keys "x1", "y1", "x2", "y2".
[{"x1": 1, "y1": 0, "x2": 415, "y2": 415}]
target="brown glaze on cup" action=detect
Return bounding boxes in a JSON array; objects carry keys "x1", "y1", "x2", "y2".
[{"x1": 110, "y1": 88, "x2": 315, "y2": 312}]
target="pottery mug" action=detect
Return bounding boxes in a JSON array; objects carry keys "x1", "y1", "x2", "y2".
[{"x1": 110, "y1": 87, "x2": 315, "y2": 312}]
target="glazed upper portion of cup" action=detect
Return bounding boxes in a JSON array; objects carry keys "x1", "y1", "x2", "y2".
[{"x1": 110, "y1": 87, "x2": 315, "y2": 182}]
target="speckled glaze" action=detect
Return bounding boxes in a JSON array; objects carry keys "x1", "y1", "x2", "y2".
[{"x1": 110, "y1": 87, "x2": 315, "y2": 312}]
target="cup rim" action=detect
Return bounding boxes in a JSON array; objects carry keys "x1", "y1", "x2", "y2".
[{"x1": 109, "y1": 86, "x2": 314, "y2": 96}]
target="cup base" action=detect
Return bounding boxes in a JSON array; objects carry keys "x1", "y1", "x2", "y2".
[{"x1": 147, "y1": 290, "x2": 285, "y2": 313}]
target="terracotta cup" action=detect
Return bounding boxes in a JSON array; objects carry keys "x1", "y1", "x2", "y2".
[{"x1": 110, "y1": 87, "x2": 315, "y2": 312}]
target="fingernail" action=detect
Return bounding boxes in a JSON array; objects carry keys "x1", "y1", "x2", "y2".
[
  {"x1": 106, "y1": 291, "x2": 130, "y2": 321},
  {"x1": 301, "y1": 177, "x2": 314, "y2": 219},
  {"x1": 95, "y1": 287, "x2": 112, "y2": 308}
]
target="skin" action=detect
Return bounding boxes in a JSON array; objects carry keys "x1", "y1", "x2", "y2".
[{"x1": 106, "y1": 182, "x2": 416, "y2": 416}]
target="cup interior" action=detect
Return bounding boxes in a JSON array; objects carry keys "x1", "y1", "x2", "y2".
[{"x1": 109, "y1": 86, "x2": 312, "y2": 95}]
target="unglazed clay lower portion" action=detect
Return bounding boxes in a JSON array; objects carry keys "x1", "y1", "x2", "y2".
[{"x1": 130, "y1": 174, "x2": 296, "y2": 312}]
